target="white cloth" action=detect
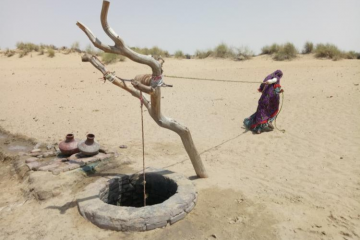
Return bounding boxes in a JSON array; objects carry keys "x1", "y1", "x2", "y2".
[{"x1": 266, "y1": 77, "x2": 277, "y2": 84}]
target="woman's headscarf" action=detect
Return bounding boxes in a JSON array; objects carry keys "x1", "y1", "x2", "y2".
[{"x1": 258, "y1": 70, "x2": 283, "y2": 91}]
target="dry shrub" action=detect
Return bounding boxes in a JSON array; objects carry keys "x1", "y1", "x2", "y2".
[
  {"x1": 261, "y1": 44, "x2": 280, "y2": 55},
  {"x1": 314, "y1": 43, "x2": 342, "y2": 60},
  {"x1": 47, "y1": 49, "x2": 55, "y2": 58},
  {"x1": 5, "y1": 49, "x2": 15, "y2": 57},
  {"x1": 85, "y1": 44, "x2": 96, "y2": 55},
  {"x1": 343, "y1": 51, "x2": 358, "y2": 59},
  {"x1": 101, "y1": 52, "x2": 125, "y2": 64},
  {"x1": 273, "y1": 43, "x2": 298, "y2": 61},
  {"x1": 131, "y1": 46, "x2": 170, "y2": 58},
  {"x1": 235, "y1": 46, "x2": 254, "y2": 61},
  {"x1": 174, "y1": 50, "x2": 185, "y2": 59},
  {"x1": 195, "y1": 49, "x2": 213, "y2": 59},
  {"x1": 213, "y1": 43, "x2": 235, "y2": 58},
  {"x1": 302, "y1": 41, "x2": 314, "y2": 54}
]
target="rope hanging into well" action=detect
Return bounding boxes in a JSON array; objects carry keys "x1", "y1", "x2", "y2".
[{"x1": 139, "y1": 91, "x2": 146, "y2": 206}]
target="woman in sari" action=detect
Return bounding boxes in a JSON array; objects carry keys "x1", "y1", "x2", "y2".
[{"x1": 244, "y1": 70, "x2": 284, "y2": 134}]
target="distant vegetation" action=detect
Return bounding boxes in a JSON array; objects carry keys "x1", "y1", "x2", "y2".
[
  {"x1": 47, "y1": 48, "x2": 55, "y2": 58},
  {"x1": 195, "y1": 49, "x2": 213, "y2": 59},
  {"x1": 131, "y1": 46, "x2": 170, "y2": 58},
  {"x1": 261, "y1": 42, "x2": 298, "y2": 61},
  {"x1": 195, "y1": 43, "x2": 253, "y2": 61},
  {"x1": 101, "y1": 52, "x2": 126, "y2": 64},
  {"x1": 302, "y1": 42, "x2": 314, "y2": 54},
  {"x1": 273, "y1": 43, "x2": 298, "y2": 61},
  {"x1": 174, "y1": 50, "x2": 185, "y2": 59},
  {"x1": 2, "y1": 41, "x2": 359, "y2": 61},
  {"x1": 261, "y1": 43, "x2": 280, "y2": 55},
  {"x1": 313, "y1": 43, "x2": 360, "y2": 61},
  {"x1": 235, "y1": 46, "x2": 254, "y2": 60}
]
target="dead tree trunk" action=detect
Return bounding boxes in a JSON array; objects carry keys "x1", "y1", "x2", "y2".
[{"x1": 77, "y1": 0, "x2": 208, "y2": 178}]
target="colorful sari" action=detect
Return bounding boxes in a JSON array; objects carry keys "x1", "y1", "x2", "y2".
[{"x1": 244, "y1": 70, "x2": 283, "y2": 133}]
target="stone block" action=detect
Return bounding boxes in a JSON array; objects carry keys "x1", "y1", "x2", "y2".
[
  {"x1": 146, "y1": 220, "x2": 168, "y2": 230},
  {"x1": 170, "y1": 211, "x2": 186, "y2": 225},
  {"x1": 26, "y1": 161, "x2": 41, "y2": 170},
  {"x1": 25, "y1": 157, "x2": 38, "y2": 163},
  {"x1": 38, "y1": 163, "x2": 61, "y2": 171}
]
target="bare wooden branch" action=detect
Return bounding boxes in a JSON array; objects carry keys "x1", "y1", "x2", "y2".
[
  {"x1": 99, "y1": 0, "x2": 162, "y2": 76},
  {"x1": 82, "y1": 54, "x2": 150, "y2": 110},
  {"x1": 77, "y1": 1, "x2": 208, "y2": 178}
]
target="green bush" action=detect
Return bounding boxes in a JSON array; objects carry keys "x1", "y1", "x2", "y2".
[
  {"x1": 273, "y1": 43, "x2": 298, "y2": 61},
  {"x1": 302, "y1": 41, "x2": 314, "y2": 54},
  {"x1": 261, "y1": 43, "x2": 280, "y2": 55},
  {"x1": 47, "y1": 49, "x2": 55, "y2": 58},
  {"x1": 314, "y1": 43, "x2": 342, "y2": 60},
  {"x1": 174, "y1": 50, "x2": 185, "y2": 59},
  {"x1": 101, "y1": 52, "x2": 125, "y2": 64}
]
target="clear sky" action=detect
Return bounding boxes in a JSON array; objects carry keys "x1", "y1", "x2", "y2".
[{"x1": 0, "y1": 0, "x2": 359, "y2": 55}]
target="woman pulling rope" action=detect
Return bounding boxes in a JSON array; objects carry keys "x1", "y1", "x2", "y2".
[{"x1": 243, "y1": 70, "x2": 285, "y2": 134}]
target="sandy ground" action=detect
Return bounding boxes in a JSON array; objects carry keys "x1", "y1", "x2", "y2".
[{"x1": 0, "y1": 52, "x2": 359, "y2": 240}]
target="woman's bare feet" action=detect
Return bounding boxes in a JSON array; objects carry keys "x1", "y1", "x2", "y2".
[
  {"x1": 256, "y1": 129, "x2": 261, "y2": 134},
  {"x1": 268, "y1": 122, "x2": 274, "y2": 130}
]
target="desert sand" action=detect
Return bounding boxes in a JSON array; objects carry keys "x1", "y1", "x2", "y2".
[{"x1": 0, "y1": 53, "x2": 359, "y2": 240}]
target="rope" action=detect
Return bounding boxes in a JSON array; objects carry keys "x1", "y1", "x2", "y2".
[
  {"x1": 164, "y1": 75, "x2": 261, "y2": 84},
  {"x1": 274, "y1": 91, "x2": 286, "y2": 133},
  {"x1": 140, "y1": 91, "x2": 146, "y2": 206}
]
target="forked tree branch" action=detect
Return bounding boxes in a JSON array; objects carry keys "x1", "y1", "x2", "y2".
[{"x1": 77, "y1": 0, "x2": 208, "y2": 178}]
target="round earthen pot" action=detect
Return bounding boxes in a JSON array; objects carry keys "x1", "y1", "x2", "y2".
[
  {"x1": 58, "y1": 134, "x2": 79, "y2": 156},
  {"x1": 78, "y1": 134, "x2": 100, "y2": 156}
]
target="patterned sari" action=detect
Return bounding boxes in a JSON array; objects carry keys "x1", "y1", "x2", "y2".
[{"x1": 244, "y1": 70, "x2": 283, "y2": 132}]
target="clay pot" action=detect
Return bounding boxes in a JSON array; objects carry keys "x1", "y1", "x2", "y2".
[
  {"x1": 78, "y1": 134, "x2": 100, "y2": 156},
  {"x1": 58, "y1": 134, "x2": 79, "y2": 156}
]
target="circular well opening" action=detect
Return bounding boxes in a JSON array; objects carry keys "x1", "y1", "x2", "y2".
[{"x1": 100, "y1": 173, "x2": 178, "y2": 208}]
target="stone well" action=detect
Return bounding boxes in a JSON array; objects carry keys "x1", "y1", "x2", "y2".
[{"x1": 76, "y1": 168, "x2": 197, "y2": 231}]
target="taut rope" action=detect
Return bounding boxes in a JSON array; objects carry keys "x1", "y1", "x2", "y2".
[{"x1": 164, "y1": 75, "x2": 261, "y2": 84}]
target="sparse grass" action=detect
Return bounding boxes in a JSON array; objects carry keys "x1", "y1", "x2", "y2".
[
  {"x1": 302, "y1": 41, "x2": 314, "y2": 54},
  {"x1": 195, "y1": 49, "x2": 213, "y2": 59},
  {"x1": 235, "y1": 46, "x2": 254, "y2": 61},
  {"x1": 273, "y1": 43, "x2": 298, "y2": 61},
  {"x1": 101, "y1": 52, "x2": 125, "y2": 64},
  {"x1": 314, "y1": 43, "x2": 342, "y2": 60},
  {"x1": 47, "y1": 49, "x2": 55, "y2": 58},
  {"x1": 174, "y1": 50, "x2": 185, "y2": 59},
  {"x1": 261, "y1": 44, "x2": 280, "y2": 55}
]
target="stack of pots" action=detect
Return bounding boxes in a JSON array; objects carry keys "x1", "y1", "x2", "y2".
[{"x1": 59, "y1": 133, "x2": 100, "y2": 156}]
